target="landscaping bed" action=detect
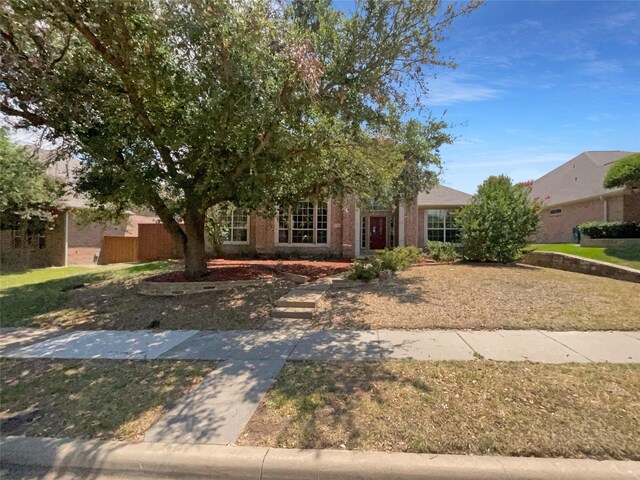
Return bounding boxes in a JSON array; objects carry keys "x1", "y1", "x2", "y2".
[
  {"x1": 147, "y1": 259, "x2": 352, "y2": 283},
  {"x1": 238, "y1": 360, "x2": 640, "y2": 460},
  {"x1": 316, "y1": 263, "x2": 640, "y2": 330},
  {"x1": 0, "y1": 358, "x2": 215, "y2": 441}
]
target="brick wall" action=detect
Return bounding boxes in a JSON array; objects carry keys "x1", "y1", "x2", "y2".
[
  {"x1": 0, "y1": 212, "x2": 66, "y2": 269},
  {"x1": 623, "y1": 190, "x2": 640, "y2": 222},
  {"x1": 534, "y1": 195, "x2": 625, "y2": 243}
]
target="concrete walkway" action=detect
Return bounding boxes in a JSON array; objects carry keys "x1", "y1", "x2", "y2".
[
  {"x1": 3, "y1": 327, "x2": 639, "y2": 364},
  {"x1": 2, "y1": 327, "x2": 639, "y2": 446}
]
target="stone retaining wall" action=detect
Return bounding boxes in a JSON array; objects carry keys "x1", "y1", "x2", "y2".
[
  {"x1": 522, "y1": 251, "x2": 640, "y2": 283},
  {"x1": 580, "y1": 236, "x2": 640, "y2": 248},
  {"x1": 139, "y1": 279, "x2": 272, "y2": 296}
]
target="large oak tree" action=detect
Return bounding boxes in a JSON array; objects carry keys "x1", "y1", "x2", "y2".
[{"x1": 1, "y1": 0, "x2": 480, "y2": 277}]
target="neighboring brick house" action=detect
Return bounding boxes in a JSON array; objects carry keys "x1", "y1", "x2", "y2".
[
  {"x1": 211, "y1": 185, "x2": 471, "y2": 258},
  {"x1": 530, "y1": 151, "x2": 640, "y2": 243},
  {"x1": 0, "y1": 152, "x2": 158, "y2": 268}
]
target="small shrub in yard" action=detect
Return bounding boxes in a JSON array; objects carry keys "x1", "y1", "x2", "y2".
[
  {"x1": 579, "y1": 221, "x2": 640, "y2": 239},
  {"x1": 456, "y1": 175, "x2": 542, "y2": 263},
  {"x1": 346, "y1": 247, "x2": 423, "y2": 281},
  {"x1": 346, "y1": 259, "x2": 379, "y2": 282},
  {"x1": 424, "y1": 241, "x2": 458, "y2": 262}
]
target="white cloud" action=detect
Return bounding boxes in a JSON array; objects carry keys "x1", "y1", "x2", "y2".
[{"x1": 426, "y1": 75, "x2": 503, "y2": 106}]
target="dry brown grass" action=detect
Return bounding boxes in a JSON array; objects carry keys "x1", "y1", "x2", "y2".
[
  {"x1": 315, "y1": 264, "x2": 640, "y2": 330},
  {"x1": 0, "y1": 359, "x2": 215, "y2": 441},
  {"x1": 238, "y1": 361, "x2": 640, "y2": 460},
  {"x1": 27, "y1": 277, "x2": 294, "y2": 331}
]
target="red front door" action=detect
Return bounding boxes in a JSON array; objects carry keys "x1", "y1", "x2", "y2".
[{"x1": 369, "y1": 216, "x2": 387, "y2": 250}]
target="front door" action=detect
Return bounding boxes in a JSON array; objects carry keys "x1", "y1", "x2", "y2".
[{"x1": 369, "y1": 216, "x2": 387, "y2": 250}]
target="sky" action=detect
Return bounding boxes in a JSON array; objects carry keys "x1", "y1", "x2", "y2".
[{"x1": 418, "y1": 0, "x2": 640, "y2": 194}]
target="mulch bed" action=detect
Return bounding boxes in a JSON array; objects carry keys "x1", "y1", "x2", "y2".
[{"x1": 148, "y1": 259, "x2": 352, "y2": 283}]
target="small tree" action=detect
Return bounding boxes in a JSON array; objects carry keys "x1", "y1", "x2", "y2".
[
  {"x1": 604, "y1": 152, "x2": 640, "y2": 189},
  {"x1": 0, "y1": 128, "x2": 64, "y2": 266},
  {"x1": 456, "y1": 175, "x2": 542, "y2": 263}
]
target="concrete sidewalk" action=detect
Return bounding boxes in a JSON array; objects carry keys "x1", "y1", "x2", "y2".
[
  {"x1": 2, "y1": 327, "x2": 639, "y2": 364},
  {"x1": 2, "y1": 436, "x2": 639, "y2": 480}
]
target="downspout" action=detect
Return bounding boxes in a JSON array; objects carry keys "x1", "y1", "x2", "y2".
[
  {"x1": 603, "y1": 197, "x2": 608, "y2": 222},
  {"x1": 354, "y1": 205, "x2": 361, "y2": 258}
]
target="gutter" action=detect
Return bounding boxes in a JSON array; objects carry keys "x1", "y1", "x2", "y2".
[{"x1": 2, "y1": 436, "x2": 639, "y2": 480}]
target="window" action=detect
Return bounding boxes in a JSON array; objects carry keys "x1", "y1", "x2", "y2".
[
  {"x1": 549, "y1": 208, "x2": 562, "y2": 215},
  {"x1": 220, "y1": 208, "x2": 249, "y2": 244},
  {"x1": 426, "y1": 209, "x2": 460, "y2": 243},
  {"x1": 277, "y1": 201, "x2": 329, "y2": 245}
]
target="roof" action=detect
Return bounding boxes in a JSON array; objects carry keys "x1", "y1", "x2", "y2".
[
  {"x1": 31, "y1": 148, "x2": 89, "y2": 209},
  {"x1": 417, "y1": 185, "x2": 472, "y2": 207},
  {"x1": 529, "y1": 151, "x2": 636, "y2": 207}
]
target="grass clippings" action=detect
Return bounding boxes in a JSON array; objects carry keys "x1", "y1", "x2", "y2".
[
  {"x1": 0, "y1": 358, "x2": 215, "y2": 441},
  {"x1": 238, "y1": 360, "x2": 640, "y2": 460},
  {"x1": 315, "y1": 263, "x2": 640, "y2": 330}
]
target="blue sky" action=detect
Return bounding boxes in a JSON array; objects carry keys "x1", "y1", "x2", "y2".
[{"x1": 421, "y1": 0, "x2": 640, "y2": 194}]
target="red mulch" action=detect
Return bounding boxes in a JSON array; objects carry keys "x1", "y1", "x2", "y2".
[{"x1": 148, "y1": 259, "x2": 352, "y2": 283}]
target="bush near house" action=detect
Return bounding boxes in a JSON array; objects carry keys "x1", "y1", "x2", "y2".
[
  {"x1": 424, "y1": 241, "x2": 459, "y2": 262},
  {"x1": 579, "y1": 221, "x2": 640, "y2": 239},
  {"x1": 603, "y1": 152, "x2": 640, "y2": 189},
  {"x1": 346, "y1": 246, "x2": 423, "y2": 281},
  {"x1": 456, "y1": 175, "x2": 542, "y2": 263}
]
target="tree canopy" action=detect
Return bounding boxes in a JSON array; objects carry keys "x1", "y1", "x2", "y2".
[
  {"x1": 456, "y1": 175, "x2": 542, "y2": 263},
  {"x1": 1, "y1": 0, "x2": 480, "y2": 276},
  {"x1": 604, "y1": 152, "x2": 640, "y2": 189},
  {"x1": 0, "y1": 128, "x2": 63, "y2": 234}
]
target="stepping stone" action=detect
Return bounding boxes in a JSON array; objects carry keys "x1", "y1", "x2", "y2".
[
  {"x1": 161, "y1": 330, "x2": 304, "y2": 360},
  {"x1": 378, "y1": 330, "x2": 475, "y2": 361},
  {"x1": 0, "y1": 328, "x2": 63, "y2": 356},
  {"x1": 544, "y1": 331, "x2": 640, "y2": 363},
  {"x1": 457, "y1": 330, "x2": 590, "y2": 363},
  {"x1": 275, "y1": 291, "x2": 320, "y2": 308},
  {"x1": 145, "y1": 359, "x2": 285, "y2": 445},
  {"x1": 4, "y1": 330, "x2": 198, "y2": 360},
  {"x1": 290, "y1": 330, "x2": 381, "y2": 361}
]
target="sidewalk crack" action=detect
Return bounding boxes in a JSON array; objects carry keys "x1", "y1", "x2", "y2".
[
  {"x1": 259, "y1": 447, "x2": 270, "y2": 480},
  {"x1": 537, "y1": 330, "x2": 593, "y2": 362}
]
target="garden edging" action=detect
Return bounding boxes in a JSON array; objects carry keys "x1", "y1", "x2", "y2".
[{"x1": 139, "y1": 278, "x2": 272, "y2": 296}]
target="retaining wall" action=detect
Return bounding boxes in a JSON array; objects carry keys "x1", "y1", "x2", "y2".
[{"x1": 522, "y1": 251, "x2": 640, "y2": 283}]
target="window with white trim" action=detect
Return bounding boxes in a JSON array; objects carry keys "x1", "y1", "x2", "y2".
[
  {"x1": 426, "y1": 209, "x2": 460, "y2": 243},
  {"x1": 220, "y1": 208, "x2": 249, "y2": 244},
  {"x1": 277, "y1": 201, "x2": 328, "y2": 245}
]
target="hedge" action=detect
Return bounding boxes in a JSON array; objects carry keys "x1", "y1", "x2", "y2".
[{"x1": 579, "y1": 221, "x2": 640, "y2": 239}]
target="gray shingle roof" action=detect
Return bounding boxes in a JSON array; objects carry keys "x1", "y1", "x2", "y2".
[
  {"x1": 529, "y1": 151, "x2": 635, "y2": 207},
  {"x1": 417, "y1": 185, "x2": 472, "y2": 207}
]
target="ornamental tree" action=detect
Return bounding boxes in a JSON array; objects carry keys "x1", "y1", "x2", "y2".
[
  {"x1": 456, "y1": 175, "x2": 542, "y2": 263},
  {"x1": 1, "y1": 0, "x2": 480, "y2": 277},
  {"x1": 604, "y1": 152, "x2": 640, "y2": 189}
]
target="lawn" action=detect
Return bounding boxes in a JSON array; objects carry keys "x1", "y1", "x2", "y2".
[
  {"x1": 531, "y1": 243, "x2": 640, "y2": 270},
  {"x1": 0, "y1": 358, "x2": 215, "y2": 441},
  {"x1": 0, "y1": 261, "x2": 294, "y2": 330},
  {"x1": 316, "y1": 264, "x2": 640, "y2": 331},
  {"x1": 238, "y1": 361, "x2": 640, "y2": 460}
]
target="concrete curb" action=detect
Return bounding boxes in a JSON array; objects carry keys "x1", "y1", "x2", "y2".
[{"x1": 2, "y1": 436, "x2": 640, "y2": 480}]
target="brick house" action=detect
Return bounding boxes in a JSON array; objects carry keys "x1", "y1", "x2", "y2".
[
  {"x1": 0, "y1": 152, "x2": 158, "y2": 268},
  {"x1": 530, "y1": 151, "x2": 640, "y2": 243},
  {"x1": 212, "y1": 185, "x2": 471, "y2": 258}
]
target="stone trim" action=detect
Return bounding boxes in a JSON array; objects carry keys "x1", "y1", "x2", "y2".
[{"x1": 522, "y1": 251, "x2": 640, "y2": 283}]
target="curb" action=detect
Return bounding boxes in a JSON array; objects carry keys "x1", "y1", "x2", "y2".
[{"x1": 2, "y1": 436, "x2": 640, "y2": 480}]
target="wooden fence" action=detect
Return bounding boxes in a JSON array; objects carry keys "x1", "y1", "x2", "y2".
[
  {"x1": 99, "y1": 236, "x2": 139, "y2": 264},
  {"x1": 138, "y1": 223, "x2": 183, "y2": 262}
]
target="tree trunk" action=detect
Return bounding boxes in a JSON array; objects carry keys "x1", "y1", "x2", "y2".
[{"x1": 183, "y1": 210, "x2": 208, "y2": 279}]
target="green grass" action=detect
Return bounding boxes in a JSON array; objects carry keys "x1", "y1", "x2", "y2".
[
  {"x1": 0, "y1": 261, "x2": 177, "y2": 327},
  {"x1": 531, "y1": 243, "x2": 640, "y2": 270}
]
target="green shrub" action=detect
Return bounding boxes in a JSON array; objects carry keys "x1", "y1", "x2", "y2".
[
  {"x1": 345, "y1": 246, "x2": 423, "y2": 281},
  {"x1": 579, "y1": 221, "x2": 640, "y2": 239},
  {"x1": 603, "y1": 152, "x2": 640, "y2": 189},
  {"x1": 424, "y1": 241, "x2": 458, "y2": 262},
  {"x1": 456, "y1": 175, "x2": 542, "y2": 263},
  {"x1": 345, "y1": 259, "x2": 379, "y2": 282}
]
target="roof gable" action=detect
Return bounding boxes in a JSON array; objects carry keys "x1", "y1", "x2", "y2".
[{"x1": 417, "y1": 185, "x2": 471, "y2": 207}]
